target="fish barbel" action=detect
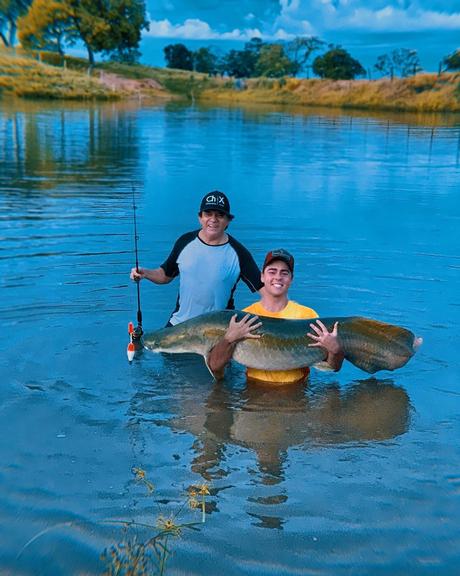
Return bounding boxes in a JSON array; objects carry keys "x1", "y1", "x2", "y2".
[{"x1": 144, "y1": 311, "x2": 422, "y2": 374}]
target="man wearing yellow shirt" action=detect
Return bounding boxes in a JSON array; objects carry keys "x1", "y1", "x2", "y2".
[{"x1": 207, "y1": 248, "x2": 344, "y2": 383}]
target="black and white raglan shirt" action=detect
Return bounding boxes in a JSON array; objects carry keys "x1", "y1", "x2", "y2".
[{"x1": 160, "y1": 230, "x2": 263, "y2": 325}]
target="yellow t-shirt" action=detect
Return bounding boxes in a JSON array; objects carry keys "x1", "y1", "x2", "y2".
[{"x1": 243, "y1": 301, "x2": 318, "y2": 384}]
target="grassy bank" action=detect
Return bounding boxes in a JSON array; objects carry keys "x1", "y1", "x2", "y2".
[
  {"x1": 200, "y1": 74, "x2": 460, "y2": 113},
  {"x1": 0, "y1": 48, "x2": 215, "y2": 101},
  {"x1": 98, "y1": 61, "x2": 220, "y2": 98},
  {"x1": 1, "y1": 47, "x2": 460, "y2": 112},
  {"x1": 0, "y1": 48, "x2": 118, "y2": 100},
  {"x1": 0, "y1": 48, "x2": 183, "y2": 100}
]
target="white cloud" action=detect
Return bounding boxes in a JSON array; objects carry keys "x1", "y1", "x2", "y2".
[
  {"x1": 145, "y1": 4, "x2": 460, "y2": 42},
  {"x1": 339, "y1": 7, "x2": 460, "y2": 31},
  {"x1": 146, "y1": 17, "x2": 288, "y2": 41},
  {"x1": 273, "y1": 28, "x2": 294, "y2": 40},
  {"x1": 272, "y1": 0, "x2": 460, "y2": 33},
  {"x1": 147, "y1": 18, "x2": 215, "y2": 39},
  {"x1": 279, "y1": 0, "x2": 301, "y2": 15}
]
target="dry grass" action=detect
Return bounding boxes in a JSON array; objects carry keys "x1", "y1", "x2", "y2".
[
  {"x1": 0, "y1": 48, "x2": 118, "y2": 99},
  {"x1": 200, "y1": 73, "x2": 460, "y2": 113},
  {"x1": 2, "y1": 46, "x2": 460, "y2": 111}
]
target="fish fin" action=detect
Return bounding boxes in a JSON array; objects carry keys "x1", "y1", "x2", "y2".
[
  {"x1": 413, "y1": 337, "x2": 423, "y2": 351},
  {"x1": 312, "y1": 361, "x2": 335, "y2": 372}
]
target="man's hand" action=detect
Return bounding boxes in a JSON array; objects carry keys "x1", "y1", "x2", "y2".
[
  {"x1": 207, "y1": 314, "x2": 262, "y2": 380},
  {"x1": 224, "y1": 314, "x2": 262, "y2": 344},
  {"x1": 307, "y1": 320, "x2": 340, "y2": 353},
  {"x1": 307, "y1": 320, "x2": 344, "y2": 371},
  {"x1": 129, "y1": 267, "x2": 172, "y2": 285},
  {"x1": 130, "y1": 267, "x2": 145, "y2": 281}
]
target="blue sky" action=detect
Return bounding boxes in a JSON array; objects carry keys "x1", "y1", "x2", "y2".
[
  {"x1": 140, "y1": 1, "x2": 460, "y2": 71},
  {"x1": 144, "y1": 0, "x2": 460, "y2": 40}
]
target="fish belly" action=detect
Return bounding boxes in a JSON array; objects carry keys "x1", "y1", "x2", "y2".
[{"x1": 233, "y1": 336, "x2": 326, "y2": 370}]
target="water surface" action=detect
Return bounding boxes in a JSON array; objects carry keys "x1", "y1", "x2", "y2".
[{"x1": 1, "y1": 96, "x2": 459, "y2": 575}]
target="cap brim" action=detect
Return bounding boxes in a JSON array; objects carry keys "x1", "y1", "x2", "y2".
[
  {"x1": 263, "y1": 257, "x2": 293, "y2": 272},
  {"x1": 200, "y1": 208, "x2": 233, "y2": 218}
]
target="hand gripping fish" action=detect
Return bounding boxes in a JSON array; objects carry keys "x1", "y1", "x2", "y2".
[{"x1": 143, "y1": 311, "x2": 422, "y2": 374}]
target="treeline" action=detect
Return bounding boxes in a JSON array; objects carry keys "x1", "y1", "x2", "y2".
[
  {"x1": 165, "y1": 37, "x2": 460, "y2": 80},
  {"x1": 0, "y1": 0, "x2": 148, "y2": 65},
  {"x1": 2, "y1": 1, "x2": 460, "y2": 79}
]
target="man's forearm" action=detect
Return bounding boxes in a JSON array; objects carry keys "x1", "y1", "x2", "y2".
[
  {"x1": 207, "y1": 314, "x2": 262, "y2": 379},
  {"x1": 326, "y1": 349, "x2": 345, "y2": 371},
  {"x1": 144, "y1": 267, "x2": 172, "y2": 284},
  {"x1": 207, "y1": 338, "x2": 236, "y2": 379}
]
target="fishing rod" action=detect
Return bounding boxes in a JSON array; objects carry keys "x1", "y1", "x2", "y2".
[{"x1": 127, "y1": 184, "x2": 144, "y2": 362}]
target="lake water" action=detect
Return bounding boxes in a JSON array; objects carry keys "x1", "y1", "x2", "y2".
[{"x1": 1, "y1": 96, "x2": 459, "y2": 575}]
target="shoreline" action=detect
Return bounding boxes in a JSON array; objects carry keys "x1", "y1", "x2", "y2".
[
  {"x1": 199, "y1": 75, "x2": 460, "y2": 114},
  {"x1": 1, "y1": 49, "x2": 460, "y2": 113}
]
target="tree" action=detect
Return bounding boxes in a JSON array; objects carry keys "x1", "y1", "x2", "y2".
[
  {"x1": 193, "y1": 46, "x2": 218, "y2": 74},
  {"x1": 103, "y1": 0, "x2": 149, "y2": 63},
  {"x1": 442, "y1": 49, "x2": 460, "y2": 71},
  {"x1": 374, "y1": 54, "x2": 394, "y2": 78},
  {"x1": 17, "y1": 0, "x2": 148, "y2": 65},
  {"x1": 221, "y1": 37, "x2": 264, "y2": 78},
  {"x1": 18, "y1": 0, "x2": 74, "y2": 56},
  {"x1": 67, "y1": 0, "x2": 149, "y2": 66},
  {"x1": 244, "y1": 36, "x2": 263, "y2": 58},
  {"x1": 312, "y1": 46, "x2": 365, "y2": 80},
  {"x1": 374, "y1": 48, "x2": 421, "y2": 78},
  {"x1": 0, "y1": 0, "x2": 32, "y2": 46},
  {"x1": 164, "y1": 42, "x2": 193, "y2": 70},
  {"x1": 255, "y1": 43, "x2": 294, "y2": 78},
  {"x1": 285, "y1": 36, "x2": 324, "y2": 77},
  {"x1": 222, "y1": 49, "x2": 253, "y2": 78}
]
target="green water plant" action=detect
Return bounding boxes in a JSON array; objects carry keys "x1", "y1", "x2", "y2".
[{"x1": 101, "y1": 467, "x2": 210, "y2": 576}]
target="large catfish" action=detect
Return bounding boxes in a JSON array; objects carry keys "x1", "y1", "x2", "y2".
[
  {"x1": 143, "y1": 311, "x2": 422, "y2": 375},
  {"x1": 144, "y1": 310, "x2": 422, "y2": 374}
]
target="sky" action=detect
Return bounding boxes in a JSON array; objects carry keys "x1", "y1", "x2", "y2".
[{"x1": 140, "y1": 0, "x2": 460, "y2": 72}]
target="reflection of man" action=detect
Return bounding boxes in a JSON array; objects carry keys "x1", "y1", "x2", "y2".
[
  {"x1": 130, "y1": 191, "x2": 263, "y2": 326},
  {"x1": 208, "y1": 249, "x2": 344, "y2": 383},
  {"x1": 179, "y1": 378, "x2": 410, "y2": 483}
]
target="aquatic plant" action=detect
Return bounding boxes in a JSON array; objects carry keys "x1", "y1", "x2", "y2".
[{"x1": 101, "y1": 467, "x2": 210, "y2": 576}]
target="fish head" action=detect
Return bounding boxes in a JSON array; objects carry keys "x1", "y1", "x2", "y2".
[{"x1": 144, "y1": 324, "x2": 210, "y2": 356}]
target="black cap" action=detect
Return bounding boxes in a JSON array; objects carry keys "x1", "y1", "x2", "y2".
[
  {"x1": 199, "y1": 191, "x2": 233, "y2": 219},
  {"x1": 263, "y1": 248, "x2": 294, "y2": 274}
]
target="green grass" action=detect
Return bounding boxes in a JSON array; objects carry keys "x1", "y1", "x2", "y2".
[{"x1": 97, "y1": 61, "x2": 223, "y2": 98}]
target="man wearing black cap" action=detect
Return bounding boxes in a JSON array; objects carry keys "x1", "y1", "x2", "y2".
[
  {"x1": 207, "y1": 248, "x2": 344, "y2": 383},
  {"x1": 130, "y1": 191, "x2": 263, "y2": 326}
]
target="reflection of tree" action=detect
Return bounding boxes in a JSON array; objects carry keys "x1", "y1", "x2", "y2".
[{"x1": 0, "y1": 100, "x2": 143, "y2": 192}]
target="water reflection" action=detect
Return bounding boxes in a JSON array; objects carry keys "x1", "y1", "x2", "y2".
[
  {"x1": 195, "y1": 100, "x2": 460, "y2": 128},
  {"x1": 130, "y1": 371, "x2": 411, "y2": 484},
  {"x1": 180, "y1": 378, "x2": 410, "y2": 480},
  {"x1": 0, "y1": 100, "x2": 148, "y2": 191}
]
